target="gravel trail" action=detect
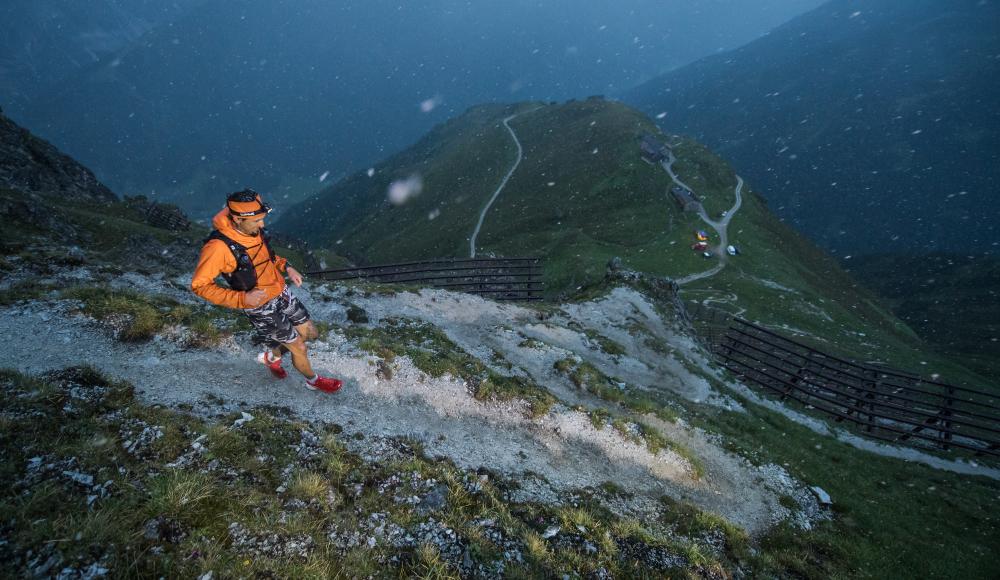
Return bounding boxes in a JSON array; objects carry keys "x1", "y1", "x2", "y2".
[{"x1": 0, "y1": 276, "x2": 808, "y2": 534}]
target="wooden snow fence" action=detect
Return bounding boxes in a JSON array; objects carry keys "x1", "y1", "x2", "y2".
[
  {"x1": 306, "y1": 257, "x2": 543, "y2": 301},
  {"x1": 716, "y1": 318, "x2": 1000, "y2": 457}
]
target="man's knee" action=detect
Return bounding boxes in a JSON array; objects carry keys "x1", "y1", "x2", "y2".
[
  {"x1": 297, "y1": 321, "x2": 318, "y2": 341},
  {"x1": 285, "y1": 335, "x2": 308, "y2": 355}
]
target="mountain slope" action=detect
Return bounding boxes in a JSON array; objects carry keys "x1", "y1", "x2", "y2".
[
  {"x1": 0, "y1": 0, "x2": 203, "y2": 113},
  {"x1": 0, "y1": 110, "x2": 323, "y2": 279},
  {"x1": 848, "y1": 253, "x2": 1000, "y2": 379},
  {"x1": 10, "y1": 0, "x2": 827, "y2": 218},
  {"x1": 276, "y1": 98, "x2": 683, "y2": 294},
  {"x1": 276, "y1": 98, "x2": 994, "y2": 389},
  {"x1": 2, "y1": 98, "x2": 998, "y2": 579},
  {"x1": 624, "y1": 0, "x2": 1000, "y2": 257},
  {"x1": 1, "y1": 109, "x2": 116, "y2": 203}
]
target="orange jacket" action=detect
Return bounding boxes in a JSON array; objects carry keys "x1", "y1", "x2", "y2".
[{"x1": 191, "y1": 208, "x2": 289, "y2": 309}]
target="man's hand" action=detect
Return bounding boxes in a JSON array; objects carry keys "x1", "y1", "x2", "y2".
[
  {"x1": 244, "y1": 289, "x2": 268, "y2": 308},
  {"x1": 287, "y1": 266, "x2": 303, "y2": 287}
]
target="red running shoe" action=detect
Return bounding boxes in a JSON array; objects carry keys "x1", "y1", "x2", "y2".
[
  {"x1": 305, "y1": 375, "x2": 343, "y2": 394},
  {"x1": 256, "y1": 351, "x2": 288, "y2": 379}
]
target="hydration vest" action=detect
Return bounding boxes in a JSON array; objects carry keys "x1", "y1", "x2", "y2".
[{"x1": 204, "y1": 229, "x2": 275, "y2": 291}]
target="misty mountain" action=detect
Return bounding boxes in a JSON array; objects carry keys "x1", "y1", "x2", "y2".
[
  {"x1": 0, "y1": 0, "x2": 204, "y2": 112},
  {"x1": 8, "y1": 0, "x2": 825, "y2": 220},
  {"x1": 848, "y1": 253, "x2": 1000, "y2": 379},
  {"x1": 624, "y1": 0, "x2": 1000, "y2": 257}
]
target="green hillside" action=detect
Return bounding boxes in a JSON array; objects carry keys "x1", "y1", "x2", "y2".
[
  {"x1": 274, "y1": 98, "x2": 676, "y2": 293},
  {"x1": 277, "y1": 98, "x2": 992, "y2": 389}
]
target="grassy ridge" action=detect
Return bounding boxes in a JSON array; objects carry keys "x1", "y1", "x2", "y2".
[
  {"x1": 476, "y1": 99, "x2": 680, "y2": 294},
  {"x1": 275, "y1": 98, "x2": 688, "y2": 295},
  {"x1": 273, "y1": 98, "x2": 994, "y2": 388},
  {"x1": 274, "y1": 103, "x2": 533, "y2": 262}
]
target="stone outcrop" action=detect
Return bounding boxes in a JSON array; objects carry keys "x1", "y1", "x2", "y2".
[
  {"x1": 123, "y1": 195, "x2": 191, "y2": 231},
  {"x1": 0, "y1": 109, "x2": 116, "y2": 203}
]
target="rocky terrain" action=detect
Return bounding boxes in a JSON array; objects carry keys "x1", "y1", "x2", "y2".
[
  {"x1": 0, "y1": 257, "x2": 837, "y2": 577},
  {"x1": 0, "y1": 110, "x2": 115, "y2": 203}
]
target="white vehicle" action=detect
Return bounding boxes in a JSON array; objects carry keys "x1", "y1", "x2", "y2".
[{"x1": 727, "y1": 245, "x2": 739, "y2": 256}]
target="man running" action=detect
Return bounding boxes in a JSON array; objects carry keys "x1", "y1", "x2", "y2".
[{"x1": 191, "y1": 188, "x2": 343, "y2": 393}]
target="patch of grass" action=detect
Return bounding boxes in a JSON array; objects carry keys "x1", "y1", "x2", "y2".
[
  {"x1": 348, "y1": 318, "x2": 557, "y2": 418},
  {"x1": 553, "y1": 357, "x2": 657, "y2": 415},
  {"x1": 147, "y1": 470, "x2": 225, "y2": 528},
  {"x1": 313, "y1": 320, "x2": 333, "y2": 341},
  {"x1": 584, "y1": 328, "x2": 627, "y2": 357},
  {"x1": 186, "y1": 315, "x2": 224, "y2": 347},
  {"x1": 598, "y1": 481, "x2": 630, "y2": 499},
  {"x1": 517, "y1": 337, "x2": 546, "y2": 349},
  {"x1": 288, "y1": 471, "x2": 330, "y2": 504},
  {"x1": 490, "y1": 349, "x2": 513, "y2": 370},
  {"x1": 588, "y1": 408, "x2": 611, "y2": 430},
  {"x1": 686, "y1": 394, "x2": 1000, "y2": 579},
  {"x1": 408, "y1": 543, "x2": 456, "y2": 579},
  {"x1": 556, "y1": 358, "x2": 605, "y2": 392},
  {"x1": 60, "y1": 286, "x2": 247, "y2": 346},
  {"x1": 659, "y1": 496, "x2": 750, "y2": 563},
  {"x1": 62, "y1": 286, "x2": 165, "y2": 341}
]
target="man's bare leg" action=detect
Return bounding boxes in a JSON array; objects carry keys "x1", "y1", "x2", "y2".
[
  {"x1": 295, "y1": 320, "x2": 319, "y2": 341},
  {"x1": 273, "y1": 321, "x2": 317, "y2": 362},
  {"x1": 283, "y1": 335, "x2": 315, "y2": 378}
]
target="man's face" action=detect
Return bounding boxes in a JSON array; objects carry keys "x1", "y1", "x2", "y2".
[{"x1": 234, "y1": 215, "x2": 265, "y2": 236}]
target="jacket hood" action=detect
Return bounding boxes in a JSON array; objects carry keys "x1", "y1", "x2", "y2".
[{"x1": 211, "y1": 207, "x2": 264, "y2": 246}]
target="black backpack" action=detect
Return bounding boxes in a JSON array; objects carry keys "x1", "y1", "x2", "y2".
[{"x1": 204, "y1": 229, "x2": 275, "y2": 291}]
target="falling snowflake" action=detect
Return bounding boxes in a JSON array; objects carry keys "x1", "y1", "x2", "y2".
[
  {"x1": 420, "y1": 96, "x2": 443, "y2": 113},
  {"x1": 387, "y1": 174, "x2": 424, "y2": 205}
]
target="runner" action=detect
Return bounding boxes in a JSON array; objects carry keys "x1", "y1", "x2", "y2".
[{"x1": 191, "y1": 188, "x2": 343, "y2": 393}]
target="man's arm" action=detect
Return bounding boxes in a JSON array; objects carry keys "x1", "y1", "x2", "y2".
[
  {"x1": 273, "y1": 254, "x2": 304, "y2": 286},
  {"x1": 191, "y1": 240, "x2": 248, "y2": 309}
]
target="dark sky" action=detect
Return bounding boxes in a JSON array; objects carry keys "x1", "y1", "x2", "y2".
[{"x1": 2, "y1": 0, "x2": 828, "y2": 214}]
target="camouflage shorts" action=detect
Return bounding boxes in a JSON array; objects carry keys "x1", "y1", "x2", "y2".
[{"x1": 244, "y1": 288, "x2": 310, "y2": 348}]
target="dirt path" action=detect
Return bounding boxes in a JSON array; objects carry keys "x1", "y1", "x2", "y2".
[
  {"x1": 469, "y1": 107, "x2": 542, "y2": 258},
  {"x1": 661, "y1": 151, "x2": 744, "y2": 285},
  {"x1": 0, "y1": 274, "x2": 810, "y2": 535}
]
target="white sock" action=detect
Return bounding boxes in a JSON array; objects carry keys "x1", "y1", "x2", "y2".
[{"x1": 306, "y1": 374, "x2": 318, "y2": 383}]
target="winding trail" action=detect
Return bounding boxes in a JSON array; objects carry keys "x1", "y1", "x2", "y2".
[
  {"x1": 661, "y1": 151, "x2": 744, "y2": 285},
  {"x1": 469, "y1": 107, "x2": 541, "y2": 258}
]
